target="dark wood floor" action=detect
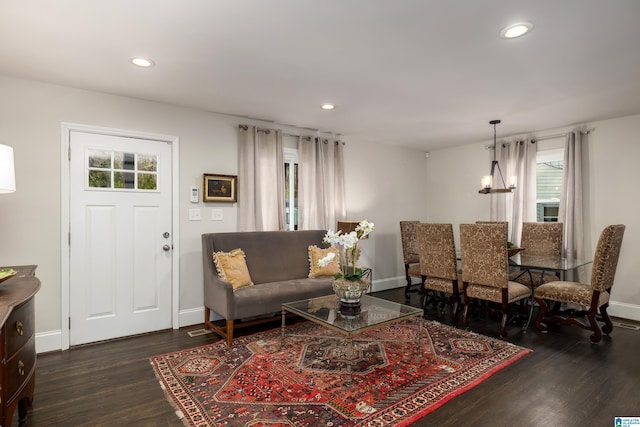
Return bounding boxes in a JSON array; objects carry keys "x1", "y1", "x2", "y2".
[{"x1": 26, "y1": 288, "x2": 640, "y2": 427}]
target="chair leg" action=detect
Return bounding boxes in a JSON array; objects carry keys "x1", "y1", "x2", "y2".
[
  {"x1": 462, "y1": 286, "x2": 470, "y2": 327},
  {"x1": 451, "y1": 298, "x2": 459, "y2": 325},
  {"x1": 600, "y1": 303, "x2": 614, "y2": 335},
  {"x1": 404, "y1": 264, "x2": 412, "y2": 298},
  {"x1": 500, "y1": 313, "x2": 508, "y2": 338},
  {"x1": 535, "y1": 298, "x2": 549, "y2": 333},
  {"x1": 587, "y1": 311, "x2": 602, "y2": 344}
]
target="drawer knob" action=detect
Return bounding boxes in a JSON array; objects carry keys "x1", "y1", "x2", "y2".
[
  {"x1": 15, "y1": 320, "x2": 24, "y2": 336},
  {"x1": 18, "y1": 360, "x2": 25, "y2": 376}
]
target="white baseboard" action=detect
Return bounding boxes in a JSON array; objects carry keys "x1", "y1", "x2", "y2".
[
  {"x1": 36, "y1": 278, "x2": 414, "y2": 354},
  {"x1": 179, "y1": 306, "x2": 208, "y2": 327},
  {"x1": 370, "y1": 275, "x2": 408, "y2": 292},
  {"x1": 37, "y1": 307, "x2": 214, "y2": 354},
  {"x1": 36, "y1": 330, "x2": 62, "y2": 354},
  {"x1": 609, "y1": 301, "x2": 640, "y2": 322}
]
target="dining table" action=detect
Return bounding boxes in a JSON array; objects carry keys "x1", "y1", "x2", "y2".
[
  {"x1": 508, "y1": 253, "x2": 593, "y2": 329},
  {"x1": 509, "y1": 253, "x2": 592, "y2": 282},
  {"x1": 455, "y1": 250, "x2": 593, "y2": 330}
]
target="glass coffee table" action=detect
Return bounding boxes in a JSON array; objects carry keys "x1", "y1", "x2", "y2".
[{"x1": 281, "y1": 294, "x2": 424, "y2": 382}]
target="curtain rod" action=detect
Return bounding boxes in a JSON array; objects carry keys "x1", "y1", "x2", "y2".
[
  {"x1": 485, "y1": 128, "x2": 595, "y2": 148},
  {"x1": 531, "y1": 129, "x2": 593, "y2": 143},
  {"x1": 238, "y1": 124, "x2": 341, "y2": 142}
]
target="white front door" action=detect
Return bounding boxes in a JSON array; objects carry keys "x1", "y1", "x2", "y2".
[{"x1": 69, "y1": 131, "x2": 173, "y2": 346}]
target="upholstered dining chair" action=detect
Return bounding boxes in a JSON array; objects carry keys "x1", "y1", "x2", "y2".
[
  {"x1": 534, "y1": 224, "x2": 625, "y2": 343},
  {"x1": 510, "y1": 222, "x2": 564, "y2": 287},
  {"x1": 400, "y1": 221, "x2": 422, "y2": 297},
  {"x1": 416, "y1": 223, "x2": 461, "y2": 323},
  {"x1": 460, "y1": 223, "x2": 530, "y2": 337}
]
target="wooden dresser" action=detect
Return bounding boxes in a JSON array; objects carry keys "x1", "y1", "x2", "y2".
[{"x1": 0, "y1": 266, "x2": 40, "y2": 427}]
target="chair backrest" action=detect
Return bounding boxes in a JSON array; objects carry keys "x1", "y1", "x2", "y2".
[
  {"x1": 400, "y1": 221, "x2": 420, "y2": 264},
  {"x1": 417, "y1": 223, "x2": 457, "y2": 280},
  {"x1": 520, "y1": 222, "x2": 563, "y2": 257},
  {"x1": 460, "y1": 223, "x2": 508, "y2": 288},
  {"x1": 476, "y1": 221, "x2": 509, "y2": 239},
  {"x1": 590, "y1": 224, "x2": 625, "y2": 292}
]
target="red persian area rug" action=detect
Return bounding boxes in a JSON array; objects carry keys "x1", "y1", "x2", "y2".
[{"x1": 150, "y1": 320, "x2": 531, "y2": 426}]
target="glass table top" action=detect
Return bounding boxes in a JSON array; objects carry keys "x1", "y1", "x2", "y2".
[
  {"x1": 282, "y1": 294, "x2": 422, "y2": 334},
  {"x1": 509, "y1": 254, "x2": 592, "y2": 271}
]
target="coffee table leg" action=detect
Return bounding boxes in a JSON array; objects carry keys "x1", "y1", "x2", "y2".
[
  {"x1": 417, "y1": 318, "x2": 423, "y2": 360},
  {"x1": 280, "y1": 308, "x2": 286, "y2": 349},
  {"x1": 346, "y1": 335, "x2": 353, "y2": 385}
]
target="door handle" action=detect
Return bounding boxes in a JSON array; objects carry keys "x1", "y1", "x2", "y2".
[{"x1": 163, "y1": 245, "x2": 171, "y2": 251}]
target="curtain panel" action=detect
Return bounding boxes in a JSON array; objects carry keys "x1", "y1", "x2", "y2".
[
  {"x1": 559, "y1": 131, "x2": 584, "y2": 259},
  {"x1": 490, "y1": 140, "x2": 537, "y2": 244},
  {"x1": 298, "y1": 137, "x2": 346, "y2": 230},
  {"x1": 238, "y1": 125, "x2": 285, "y2": 231}
]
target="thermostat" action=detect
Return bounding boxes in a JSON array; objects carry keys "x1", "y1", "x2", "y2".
[{"x1": 190, "y1": 186, "x2": 199, "y2": 203}]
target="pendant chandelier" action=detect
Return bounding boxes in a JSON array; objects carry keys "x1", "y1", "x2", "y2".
[{"x1": 478, "y1": 120, "x2": 517, "y2": 194}]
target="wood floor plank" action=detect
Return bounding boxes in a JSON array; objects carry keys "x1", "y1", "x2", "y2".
[{"x1": 25, "y1": 288, "x2": 640, "y2": 427}]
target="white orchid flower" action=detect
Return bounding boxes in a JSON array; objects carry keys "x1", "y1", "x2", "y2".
[{"x1": 317, "y1": 251, "x2": 336, "y2": 267}]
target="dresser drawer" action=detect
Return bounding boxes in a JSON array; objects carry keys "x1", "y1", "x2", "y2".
[
  {"x1": 5, "y1": 335, "x2": 36, "y2": 403},
  {"x1": 5, "y1": 299, "x2": 35, "y2": 356}
]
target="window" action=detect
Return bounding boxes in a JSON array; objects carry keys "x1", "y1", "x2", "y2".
[
  {"x1": 535, "y1": 148, "x2": 563, "y2": 222},
  {"x1": 87, "y1": 149, "x2": 158, "y2": 191},
  {"x1": 284, "y1": 148, "x2": 298, "y2": 230}
]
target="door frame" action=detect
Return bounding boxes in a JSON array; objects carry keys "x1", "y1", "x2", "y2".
[{"x1": 60, "y1": 122, "x2": 180, "y2": 351}]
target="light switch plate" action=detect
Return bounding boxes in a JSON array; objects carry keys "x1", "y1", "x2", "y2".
[
  {"x1": 211, "y1": 209, "x2": 223, "y2": 221},
  {"x1": 189, "y1": 209, "x2": 201, "y2": 221}
]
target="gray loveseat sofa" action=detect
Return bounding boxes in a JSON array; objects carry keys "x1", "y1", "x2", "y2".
[{"x1": 202, "y1": 230, "x2": 334, "y2": 346}]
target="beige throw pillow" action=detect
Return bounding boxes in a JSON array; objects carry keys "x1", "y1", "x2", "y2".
[
  {"x1": 308, "y1": 245, "x2": 340, "y2": 278},
  {"x1": 212, "y1": 248, "x2": 253, "y2": 290}
]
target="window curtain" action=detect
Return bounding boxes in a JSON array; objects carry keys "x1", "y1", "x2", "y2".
[
  {"x1": 559, "y1": 131, "x2": 584, "y2": 259},
  {"x1": 238, "y1": 125, "x2": 285, "y2": 231},
  {"x1": 490, "y1": 140, "x2": 537, "y2": 245},
  {"x1": 298, "y1": 137, "x2": 346, "y2": 230}
]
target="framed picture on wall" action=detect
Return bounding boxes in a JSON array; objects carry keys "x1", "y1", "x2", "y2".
[{"x1": 203, "y1": 174, "x2": 237, "y2": 202}]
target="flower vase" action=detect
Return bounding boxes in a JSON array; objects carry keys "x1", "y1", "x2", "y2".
[{"x1": 332, "y1": 270, "x2": 371, "y2": 317}]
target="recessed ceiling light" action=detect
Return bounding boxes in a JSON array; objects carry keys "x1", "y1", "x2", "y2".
[
  {"x1": 500, "y1": 22, "x2": 533, "y2": 39},
  {"x1": 321, "y1": 104, "x2": 335, "y2": 110},
  {"x1": 130, "y1": 57, "x2": 155, "y2": 67}
]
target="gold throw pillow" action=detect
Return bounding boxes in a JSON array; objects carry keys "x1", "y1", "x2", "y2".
[
  {"x1": 212, "y1": 248, "x2": 253, "y2": 290},
  {"x1": 308, "y1": 245, "x2": 340, "y2": 278}
]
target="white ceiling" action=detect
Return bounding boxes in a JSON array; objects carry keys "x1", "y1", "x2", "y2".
[{"x1": 2, "y1": 0, "x2": 640, "y2": 150}]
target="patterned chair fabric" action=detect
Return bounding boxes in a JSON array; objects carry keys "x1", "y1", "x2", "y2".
[
  {"x1": 534, "y1": 224, "x2": 625, "y2": 343},
  {"x1": 510, "y1": 222, "x2": 563, "y2": 287},
  {"x1": 417, "y1": 223, "x2": 461, "y2": 322},
  {"x1": 400, "y1": 221, "x2": 422, "y2": 297},
  {"x1": 460, "y1": 223, "x2": 530, "y2": 337}
]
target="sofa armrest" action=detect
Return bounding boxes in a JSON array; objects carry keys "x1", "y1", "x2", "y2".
[
  {"x1": 204, "y1": 274, "x2": 236, "y2": 320},
  {"x1": 202, "y1": 233, "x2": 236, "y2": 320}
]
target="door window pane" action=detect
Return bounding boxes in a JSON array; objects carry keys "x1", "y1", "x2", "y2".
[
  {"x1": 138, "y1": 173, "x2": 157, "y2": 190},
  {"x1": 88, "y1": 170, "x2": 111, "y2": 188},
  {"x1": 87, "y1": 149, "x2": 158, "y2": 191}
]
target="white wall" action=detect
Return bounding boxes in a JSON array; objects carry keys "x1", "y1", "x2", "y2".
[
  {"x1": 343, "y1": 139, "x2": 429, "y2": 287},
  {"x1": 425, "y1": 114, "x2": 640, "y2": 321},
  {"x1": 0, "y1": 74, "x2": 430, "y2": 351}
]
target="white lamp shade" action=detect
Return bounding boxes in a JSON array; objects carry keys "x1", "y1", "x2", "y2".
[{"x1": 0, "y1": 144, "x2": 16, "y2": 193}]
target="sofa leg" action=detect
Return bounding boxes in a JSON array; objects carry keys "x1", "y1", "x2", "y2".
[
  {"x1": 226, "y1": 319, "x2": 234, "y2": 346},
  {"x1": 204, "y1": 307, "x2": 211, "y2": 329}
]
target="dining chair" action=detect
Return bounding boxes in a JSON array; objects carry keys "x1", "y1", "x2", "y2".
[
  {"x1": 416, "y1": 223, "x2": 461, "y2": 323},
  {"x1": 534, "y1": 224, "x2": 625, "y2": 343},
  {"x1": 460, "y1": 223, "x2": 530, "y2": 337},
  {"x1": 400, "y1": 221, "x2": 422, "y2": 297},
  {"x1": 510, "y1": 222, "x2": 563, "y2": 287}
]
